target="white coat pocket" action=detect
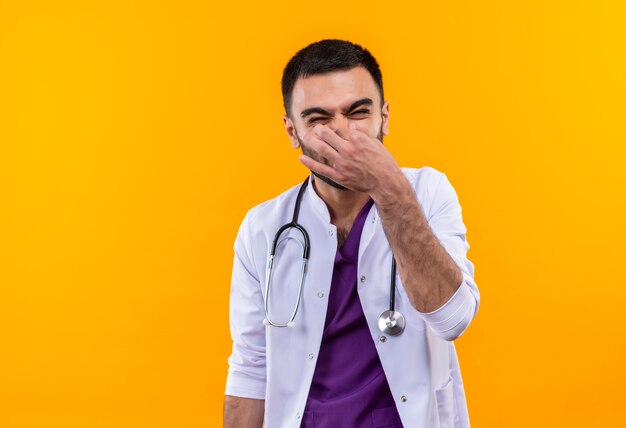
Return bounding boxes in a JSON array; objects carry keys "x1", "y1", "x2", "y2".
[{"x1": 434, "y1": 376, "x2": 456, "y2": 428}]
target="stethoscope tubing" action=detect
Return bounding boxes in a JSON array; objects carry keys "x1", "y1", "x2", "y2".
[
  {"x1": 263, "y1": 176, "x2": 404, "y2": 336},
  {"x1": 264, "y1": 178, "x2": 311, "y2": 328}
]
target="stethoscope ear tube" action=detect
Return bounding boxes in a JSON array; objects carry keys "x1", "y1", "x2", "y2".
[
  {"x1": 263, "y1": 318, "x2": 296, "y2": 328},
  {"x1": 263, "y1": 178, "x2": 311, "y2": 328}
]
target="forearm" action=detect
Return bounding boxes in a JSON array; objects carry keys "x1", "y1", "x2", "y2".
[
  {"x1": 224, "y1": 395, "x2": 264, "y2": 428},
  {"x1": 371, "y1": 172, "x2": 463, "y2": 313}
]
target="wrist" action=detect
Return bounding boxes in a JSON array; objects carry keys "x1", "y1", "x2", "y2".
[{"x1": 371, "y1": 170, "x2": 413, "y2": 208}]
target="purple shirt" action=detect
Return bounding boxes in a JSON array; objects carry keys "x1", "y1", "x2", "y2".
[{"x1": 302, "y1": 199, "x2": 404, "y2": 428}]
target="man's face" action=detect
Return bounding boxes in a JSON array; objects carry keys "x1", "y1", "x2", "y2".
[{"x1": 284, "y1": 66, "x2": 390, "y2": 190}]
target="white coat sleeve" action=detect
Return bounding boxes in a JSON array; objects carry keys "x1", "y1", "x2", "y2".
[
  {"x1": 225, "y1": 211, "x2": 267, "y2": 399},
  {"x1": 418, "y1": 171, "x2": 480, "y2": 341}
]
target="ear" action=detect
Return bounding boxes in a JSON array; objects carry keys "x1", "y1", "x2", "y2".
[
  {"x1": 381, "y1": 101, "x2": 390, "y2": 136},
  {"x1": 283, "y1": 115, "x2": 301, "y2": 149}
]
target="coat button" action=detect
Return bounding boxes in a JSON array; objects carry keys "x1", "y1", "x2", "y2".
[
  {"x1": 317, "y1": 292, "x2": 324, "y2": 298},
  {"x1": 308, "y1": 353, "x2": 314, "y2": 360},
  {"x1": 360, "y1": 275, "x2": 366, "y2": 283},
  {"x1": 379, "y1": 336, "x2": 387, "y2": 343},
  {"x1": 328, "y1": 230, "x2": 334, "y2": 237},
  {"x1": 400, "y1": 395, "x2": 407, "y2": 402}
]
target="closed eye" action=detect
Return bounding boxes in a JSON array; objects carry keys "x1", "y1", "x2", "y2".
[
  {"x1": 308, "y1": 116, "x2": 329, "y2": 125},
  {"x1": 349, "y1": 109, "x2": 370, "y2": 118}
]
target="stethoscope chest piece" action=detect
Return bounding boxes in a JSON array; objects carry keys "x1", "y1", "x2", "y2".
[{"x1": 378, "y1": 310, "x2": 405, "y2": 336}]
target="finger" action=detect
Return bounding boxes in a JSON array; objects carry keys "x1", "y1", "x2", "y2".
[
  {"x1": 334, "y1": 125, "x2": 365, "y2": 145},
  {"x1": 303, "y1": 133, "x2": 341, "y2": 163},
  {"x1": 313, "y1": 125, "x2": 348, "y2": 152},
  {"x1": 299, "y1": 155, "x2": 342, "y2": 181}
]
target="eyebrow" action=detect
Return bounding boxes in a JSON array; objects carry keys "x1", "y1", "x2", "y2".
[
  {"x1": 300, "y1": 98, "x2": 374, "y2": 119},
  {"x1": 346, "y1": 98, "x2": 373, "y2": 112}
]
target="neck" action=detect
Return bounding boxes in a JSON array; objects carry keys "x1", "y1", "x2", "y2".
[{"x1": 311, "y1": 176, "x2": 371, "y2": 224}]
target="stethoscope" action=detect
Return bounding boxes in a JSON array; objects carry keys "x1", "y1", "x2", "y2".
[{"x1": 263, "y1": 177, "x2": 405, "y2": 336}]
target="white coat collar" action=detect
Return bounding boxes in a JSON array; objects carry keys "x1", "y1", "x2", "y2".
[{"x1": 305, "y1": 172, "x2": 332, "y2": 224}]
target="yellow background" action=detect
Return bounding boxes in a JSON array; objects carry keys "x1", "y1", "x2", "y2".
[{"x1": 1, "y1": 0, "x2": 625, "y2": 426}]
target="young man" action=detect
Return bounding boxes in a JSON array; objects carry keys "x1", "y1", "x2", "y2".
[{"x1": 224, "y1": 39, "x2": 480, "y2": 428}]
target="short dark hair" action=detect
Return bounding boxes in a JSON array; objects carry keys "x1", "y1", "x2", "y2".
[{"x1": 281, "y1": 39, "x2": 384, "y2": 116}]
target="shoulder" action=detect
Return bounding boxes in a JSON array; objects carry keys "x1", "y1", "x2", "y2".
[
  {"x1": 401, "y1": 165, "x2": 445, "y2": 189},
  {"x1": 400, "y1": 166, "x2": 461, "y2": 221},
  {"x1": 401, "y1": 165, "x2": 445, "y2": 201},
  {"x1": 238, "y1": 180, "x2": 304, "y2": 235}
]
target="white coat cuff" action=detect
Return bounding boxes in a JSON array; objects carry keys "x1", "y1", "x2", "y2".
[
  {"x1": 419, "y1": 276, "x2": 476, "y2": 341},
  {"x1": 225, "y1": 372, "x2": 266, "y2": 399}
]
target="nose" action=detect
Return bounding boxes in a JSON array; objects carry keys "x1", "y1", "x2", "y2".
[
  {"x1": 328, "y1": 114, "x2": 348, "y2": 131},
  {"x1": 328, "y1": 115, "x2": 349, "y2": 133}
]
